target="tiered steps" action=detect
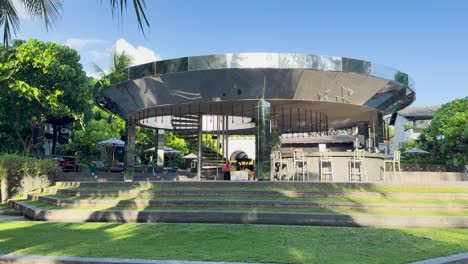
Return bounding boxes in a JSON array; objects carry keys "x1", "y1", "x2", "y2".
[{"x1": 9, "y1": 181, "x2": 468, "y2": 228}]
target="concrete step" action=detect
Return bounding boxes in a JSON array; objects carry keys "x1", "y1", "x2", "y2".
[
  {"x1": 0, "y1": 209, "x2": 23, "y2": 216},
  {"x1": 43, "y1": 188, "x2": 468, "y2": 200},
  {"x1": 10, "y1": 200, "x2": 468, "y2": 228},
  {"x1": 54, "y1": 181, "x2": 468, "y2": 189},
  {"x1": 27, "y1": 194, "x2": 468, "y2": 212}
]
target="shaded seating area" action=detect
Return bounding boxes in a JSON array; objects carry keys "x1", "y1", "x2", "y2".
[{"x1": 91, "y1": 161, "x2": 124, "y2": 173}]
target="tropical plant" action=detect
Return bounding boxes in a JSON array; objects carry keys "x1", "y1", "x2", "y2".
[
  {"x1": 0, "y1": 0, "x2": 149, "y2": 46},
  {"x1": 0, "y1": 39, "x2": 93, "y2": 154},
  {"x1": 92, "y1": 49, "x2": 132, "y2": 87},
  {"x1": 419, "y1": 97, "x2": 468, "y2": 166},
  {"x1": 0, "y1": 153, "x2": 60, "y2": 202}
]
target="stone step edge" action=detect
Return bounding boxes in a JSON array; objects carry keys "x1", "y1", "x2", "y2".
[
  {"x1": 0, "y1": 253, "x2": 263, "y2": 264},
  {"x1": 43, "y1": 187, "x2": 468, "y2": 199},
  {"x1": 0, "y1": 209, "x2": 22, "y2": 216},
  {"x1": 8, "y1": 200, "x2": 468, "y2": 228},
  {"x1": 55, "y1": 181, "x2": 468, "y2": 188},
  {"x1": 28, "y1": 194, "x2": 468, "y2": 211}
]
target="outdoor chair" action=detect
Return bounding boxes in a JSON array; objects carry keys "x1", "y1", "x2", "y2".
[
  {"x1": 92, "y1": 161, "x2": 124, "y2": 173},
  {"x1": 349, "y1": 149, "x2": 368, "y2": 182},
  {"x1": 272, "y1": 151, "x2": 288, "y2": 181},
  {"x1": 293, "y1": 149, "x2": 308, "y2": 181},
  {"x1": 383, "y1": 150, "x2": 402, "y2": 181},
  {"x1": 319, "y1": 149, "x2": 334, "y2": 181}
]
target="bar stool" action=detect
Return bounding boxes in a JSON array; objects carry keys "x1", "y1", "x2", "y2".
[
  {"x1": 319, "y1": 149, "x2": 333, "y2": 181},
  {"x1": 384, "y1": 150, "x2": 402, "y2": 181},
  {"x1": 272, "y1": 151, "x2": 288, "y2": 181},
  {"x1": 349, "y1": 149, "x2": 368, "y2": 182},
  {"x1": 293, "y1": 149, "x2": 308, "y2": 181}
]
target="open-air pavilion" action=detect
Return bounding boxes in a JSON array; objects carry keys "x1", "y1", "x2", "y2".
[{"x1": 95, "y1": 53, "x2": 415, "y2": 181}]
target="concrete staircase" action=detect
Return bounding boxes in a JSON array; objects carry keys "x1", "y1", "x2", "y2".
[
  {"x1": 8, "y1": 181, "x2": 468, "y2": 228},
  {"x1": 172, "y1": 115, "x2": 225, "y2": 173}
]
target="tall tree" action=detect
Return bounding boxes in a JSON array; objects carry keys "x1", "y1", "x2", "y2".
[
  {"x1": 66, "y1": 50, "x2": 133, "y2": 160},
  {"x1": 419, "y1": 97, "x2": 468, "y2": 166},
  {"x1": 0, "y1": 0, "x2": 149, "y2": 46},
  {"x1": 0, "y1": 39, "x2": 93, "y2": 154}
]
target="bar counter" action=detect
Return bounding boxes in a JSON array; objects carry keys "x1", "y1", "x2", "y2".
[{"x1": 273, "y1": 151, "x2": 386, "y2": 182}]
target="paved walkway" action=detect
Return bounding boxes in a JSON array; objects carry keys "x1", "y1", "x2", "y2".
[
  {"x1": 0, "y1": 209, "x2": 26, "y2": 222},
  {"x1": 409, "y1": 253, "x2": 468, "y2": 264},
  {"x1": 0, "y1": 254, "x2": 265, "y2": 264},
  {"x1": 0, "y1": 215, "x2": 26, "y2": 222}
]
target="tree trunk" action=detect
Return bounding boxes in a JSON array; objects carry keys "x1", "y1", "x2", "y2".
[{"x1": 0, "y1": 177, "x2": 8, "y2": 203}]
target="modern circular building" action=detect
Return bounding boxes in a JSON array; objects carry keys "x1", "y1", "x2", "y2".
[{"x1": 95, "y1": 53, "x2": 415, "y2": 180}]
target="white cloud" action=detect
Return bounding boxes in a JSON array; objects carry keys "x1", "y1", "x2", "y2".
[
  {"x1": 88, "y1": 49, "x2": 110, "y2": 61},
  {"x1": 64, "y1": 38, "x2": 106, "y2": 50},
  {"x1": 84, "y1": 69, "x2": 102, "y2": 80},
  {"x1": 114, "y1": 38, "x2": 160, "y2": 66}
]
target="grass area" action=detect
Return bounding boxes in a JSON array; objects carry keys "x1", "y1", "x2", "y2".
[
  {"x1": 21, "y1": 200, "x2": 468, "y2": 216},
  {"x1": 38, "y1": 193, "x2": 468, "y2": 204},
  {"x1": 0, "y1": 222, "x2": 467, "y2": 263},
  {"x1": 53, "y1": 184, "x2": 468, "y2": 193},
  {"x1": 0, "y1": 203, "x2": 8, "y2": 209}
]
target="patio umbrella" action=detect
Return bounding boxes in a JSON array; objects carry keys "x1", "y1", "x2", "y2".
[
  {"x1": 96, "y1": 137, "x2": 125, "y2": 163},
  {"x1": 144, "y1": 146, "x2": 182, "y2": 155},
  {"x1": 182, "y1": 153, "x2": 198, "y2": 159},
  {"x1": 403, "y1": 148, "x2": 431, "y2": 155}
]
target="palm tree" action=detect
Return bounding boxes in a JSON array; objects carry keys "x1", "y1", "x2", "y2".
[
  {"x1": 92, "y1": 48, "x2": 133, "y2": 88},
  {"x1": 0, "y1": 0, "x2": 149, "y2": 46}
]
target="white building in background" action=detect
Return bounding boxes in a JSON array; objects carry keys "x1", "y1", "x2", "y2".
[
  {"x1": 226, "y1": 136, "x2": 256, "y2": 161},
  {"x1": 389, "y1": 105, "x2": 440, "y2": 152}
]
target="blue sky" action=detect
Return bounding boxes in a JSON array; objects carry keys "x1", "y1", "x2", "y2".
[{"x1": 16, "y1": 0, "x2": 468, "y2": 106}]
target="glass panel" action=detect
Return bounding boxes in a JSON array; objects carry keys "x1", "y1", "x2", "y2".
[
  {"x1": 156, "y1": 57, "x2": 188, "y2": 74},
  {"x1": 255, "y1": 99, "x2": 271, "y2": 180},
  {"x1": 342, "y1": 58, "x2": 371, "y2": 74},
  {"x1": 278, "y1": 53, "x2": 312, "y2": 68},
  {"x1": 227, "y1": 53, "x2": 279, "y2": 68},
  {"x1": 371, "y1": 63, "x2": 398, "y2": 82},
  {"x1": 129, "y1": 62, "x2": 155, "y2": 79},
  {"x1": 310, "y1": 55, "x2": 342, "y2": 71},
  {"x1": 188, "y1": 55, "x2": 227, "y2": 71}
]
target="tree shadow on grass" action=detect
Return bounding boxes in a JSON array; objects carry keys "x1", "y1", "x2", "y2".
[
  {"x1": 0, "y1": 221, "x2": 467, "y2": 263},
  {"x1": 6, "y1": 180, "x2": 468, "y2": 263}
]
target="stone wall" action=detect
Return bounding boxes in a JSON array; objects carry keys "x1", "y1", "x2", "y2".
[
  {"x1": 1, "y1": 174, "x2": 54, "y2": 202},
  {"x1": 400, "y1": 172, "x2": 468, "y2": 183}
]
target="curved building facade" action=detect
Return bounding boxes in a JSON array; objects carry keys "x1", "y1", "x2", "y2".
[{"x1": 95, "y1": 53, "x2": 415, "y2": 180}]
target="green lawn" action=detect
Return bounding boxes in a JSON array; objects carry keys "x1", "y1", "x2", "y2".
[{"x1": 0, "y1": 222, "x2": 466, "y2": 263}]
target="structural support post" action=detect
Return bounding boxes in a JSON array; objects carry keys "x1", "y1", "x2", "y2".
[
  {"x1": 225, "y1": 116, "x2": 229, "y2": 161},
  {"x1": 255, "y1": 99, "x2": 272, "y2": 180},
  {"x1": 197, "y1": 114, "x2": 203, "y2": 181},
  {"x1": 124, "y1": 119, "x2": 136, "y2": 180},
  {"x1": 156, "y1": 129, "x2": 165, "y2": 167}
]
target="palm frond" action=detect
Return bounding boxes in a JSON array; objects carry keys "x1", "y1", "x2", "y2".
[
  {"x1": 19, "y1": 0, "x2": 63, "y2": 30},
  {"x1": 91, "y1": 62, "x2": 106, "y2": 78},
  {"x1": 108, "y1": 0, "x2": 149, "y2": 35},
  {"x1": 0, "y1": 0, "x2": 21, "y2": 46}
]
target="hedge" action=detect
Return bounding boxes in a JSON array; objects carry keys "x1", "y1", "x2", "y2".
[{"x1": 0, "y1": 154, "x2": 60, "y2": 202}]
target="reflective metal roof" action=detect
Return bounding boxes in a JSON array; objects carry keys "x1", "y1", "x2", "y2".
[{"x1": 96, "y1": 53, "x2": 416, "y2": 129}]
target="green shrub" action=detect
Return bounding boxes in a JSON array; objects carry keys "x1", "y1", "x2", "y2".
[
  {"x1": 0, "y1": 154, "x2": 60, "y2": 180},
  {"x1": 0, "y1": 154, "x2": 60, "y2": 200}
]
